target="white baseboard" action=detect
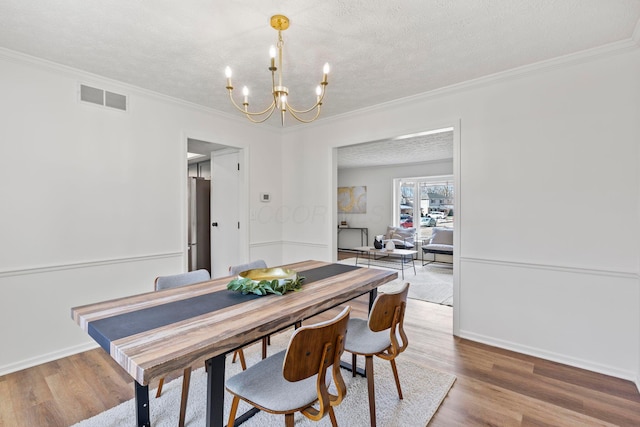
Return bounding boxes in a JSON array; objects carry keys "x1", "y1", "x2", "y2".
[
  {"x1": 459, "y1": 329, "x2": 637, "y2": 382},
  {"x1": 0, "y1": 342, "x2": 98, "y2": 377}
]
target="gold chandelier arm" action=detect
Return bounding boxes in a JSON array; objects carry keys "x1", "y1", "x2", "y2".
[
  {"x1": 243, "y1": 106, "x2": 278, "y2": 123},
  {"x1": 227, "y1": 89, "x2": 277, "y2": 117},
  {"x1": 286, "y1": 83, "x2": 327, "y2": 114},
  {"x1": 286, "y1": 103, "x2": 323, "y2": 123}
]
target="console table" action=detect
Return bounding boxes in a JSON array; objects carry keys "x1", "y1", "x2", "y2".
[{"x1": 337, "y1": 227, "x2": 368, "y2": 250}]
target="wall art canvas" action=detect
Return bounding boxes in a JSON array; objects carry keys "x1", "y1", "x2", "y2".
[{"x1": 338, "y1": 186, "x2": 367, "y2": 213}]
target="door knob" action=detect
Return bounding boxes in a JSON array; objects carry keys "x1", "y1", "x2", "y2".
[{"x1": 211, "y1": 222, "x2": 218, "y2": 227}]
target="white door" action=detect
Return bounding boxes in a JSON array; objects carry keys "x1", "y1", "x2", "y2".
[{"x1": 211, "y1": 151, "x2": 240, "y2": 278}]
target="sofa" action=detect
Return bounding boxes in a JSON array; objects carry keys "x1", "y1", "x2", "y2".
[
  {"x1": 381, "y1": 226, "x2": 416, "y2": 249},
  {"x1": 422, "y1": 227, "x2": 453, "y2": 265}
]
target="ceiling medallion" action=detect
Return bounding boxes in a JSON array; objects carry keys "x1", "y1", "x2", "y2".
[{"x1": 224, "y1": 14, "x2": 330, "y2": 126}]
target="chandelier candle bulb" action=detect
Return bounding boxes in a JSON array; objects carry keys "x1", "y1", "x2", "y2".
[
  {"x1": 322, "y1": 63, "x2": 330, "y2": 84},
  {"x1": 269, "y1": 46, "x2": 276, "y2": 69},
  {"x1": 242, "y1": 86, "x2": 249, "y2": 105},
  {"x1": 225, "y1": 66, "x2": 232, "y2": 89}
]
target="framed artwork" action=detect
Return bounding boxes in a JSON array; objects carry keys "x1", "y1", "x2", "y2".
[{"x1": 338, "y1": 186, "x2": 367, "y2": 213}]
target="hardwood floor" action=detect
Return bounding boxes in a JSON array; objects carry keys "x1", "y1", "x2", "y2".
[{"x1": 2, "y1": 260, "x2": 640, "y2": 426}]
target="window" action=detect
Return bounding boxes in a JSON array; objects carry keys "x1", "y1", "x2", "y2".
[{"x1": 395, "y1": 176, "x2": 454, "y2": 241}]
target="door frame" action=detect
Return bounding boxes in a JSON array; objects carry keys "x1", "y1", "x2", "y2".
[
  {"x1": 182, "y1": 133, "x2": 249, "y2": 276},
  {"x1": 332, "y1": 119, "x2": 461, "y2": 336}
]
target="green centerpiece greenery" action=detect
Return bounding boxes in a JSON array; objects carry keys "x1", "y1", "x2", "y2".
[{"x1": 227, "y1": 275, "x2": 305, "y2": 296}]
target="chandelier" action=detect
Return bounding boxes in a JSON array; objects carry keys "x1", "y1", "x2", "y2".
[{"x1": 224, "y1": 15, "x2": 330, "y2": 126}]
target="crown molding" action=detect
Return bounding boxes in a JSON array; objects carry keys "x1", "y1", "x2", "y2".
[
  {"x1": 311, "y1": 35, "x2": 640, "y2": 128},
  {"x1": 0, "y1": 47, "x2": 265, "y2": 130},
  {"x1": 2, "y1": 27, "x2": 639, "y2": 137}
]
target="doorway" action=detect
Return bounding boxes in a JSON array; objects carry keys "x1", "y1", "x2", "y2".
[
  {"x1": 335, "y1": 123, "x2": 460, "y2": 335},
  {"x1": 186, "y1": 138, "x2": 246, "y2": 278}
]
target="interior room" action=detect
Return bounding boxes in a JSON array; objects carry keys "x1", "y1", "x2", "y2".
[{"x1": 1, "y1": 1, "x2": 639, "y2": 426}]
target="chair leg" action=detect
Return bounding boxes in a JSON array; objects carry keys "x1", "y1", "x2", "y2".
[
  {"x1": 285, "y1": 413, "x2": 295, "y2": 427},
  {"x1": 328, "y1": 406, "x2": 338, "y2": 427},
  {"x1": 365, "y1": 355, "x2": 377, "y2": 427},
  {"x1": 235, "y1": 349, "x2": 247, "y2": 370},
  {"x1": 227, "y1": 396, "x2": 241, "y2": 427},
  {"x1": 178, "y1": 367, "x2": 191, "y2": 427},
  {"x1": 389, "y1": 358, "x2": 403, "y2": 400},
  {"x1": 352, "y1": 353, "x2": 357, "y2": 378},
  {"x1": 155, "y1": 377, "x2": 165, "y2": 398}
]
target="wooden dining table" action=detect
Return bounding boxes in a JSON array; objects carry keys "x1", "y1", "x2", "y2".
[{"x1": 71, "y1": 260, "x2": 397, "y2": 427}]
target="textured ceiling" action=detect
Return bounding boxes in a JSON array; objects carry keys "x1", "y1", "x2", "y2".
[
  {"x1": 1, "y1": 0, "x2": 639, "y2": 130},
  {"x1": 337, "y1": 130, "x2": 453, "y2": 169},
  {"x1": 2, "y1": 1, "x2": 638, "y2": 168}
]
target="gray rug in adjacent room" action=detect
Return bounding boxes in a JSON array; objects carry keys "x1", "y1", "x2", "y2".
[
  {"x1": 339, "y1": 257, "x2": 453, "y2": 306},
  {"x1": 73, "y1": 333, "x2": 455, "y2": 427}
]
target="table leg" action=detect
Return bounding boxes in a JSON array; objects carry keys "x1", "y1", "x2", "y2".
[
  {"x1": 205, "y1": 354, "x2": 226, "y2": 427},
  {"x1": 135, "y1": 381, "x2": 150, "y2": 427},
  {"x1": 368, "y1": 288, "x2": 377, "y2": 313}
]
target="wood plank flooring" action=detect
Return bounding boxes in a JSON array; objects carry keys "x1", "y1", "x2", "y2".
[{"x1": 2, "y1": 258, "x2": 639, "y2": 426}]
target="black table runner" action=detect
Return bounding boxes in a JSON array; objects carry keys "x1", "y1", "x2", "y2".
[{"x1": 88, "y1": 263, "x2": 361, "y2": 352}]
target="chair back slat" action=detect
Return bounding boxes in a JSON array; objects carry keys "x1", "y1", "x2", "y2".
[
  {"x1": 368, "y1": 282, "x2": 410, "y2": 332},
  {"x1": 283, "y1": 306, "x2": 350, "y2": 382},
  {"x1": 154, "y1": 269, "x2": 211, "y2": 291}
]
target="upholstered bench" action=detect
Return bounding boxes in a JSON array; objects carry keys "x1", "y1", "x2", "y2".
[{"x1": 421, "y1": 227, "x2": 453, "y2": 266}]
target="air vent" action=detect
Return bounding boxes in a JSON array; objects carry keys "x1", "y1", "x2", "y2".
[{"x1": 80, "y1": 84, "x2": 128, "y2": 111}]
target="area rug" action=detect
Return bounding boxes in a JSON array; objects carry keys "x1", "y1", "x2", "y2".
[
  {"x1": 338, "y1": 257, "x2": 453, "y2": 306},
  {"x1": 73, "y1": 332, "x2": 455, "y2": 427}
]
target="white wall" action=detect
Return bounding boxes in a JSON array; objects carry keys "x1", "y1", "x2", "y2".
[
  {"x1": 281, "y1": 46, "x2": 640, "y2": 381},
  {"x1": 337, "y1": 160, "x2": 453, "y2": 249},
  {"x1": 0, "y1": 50, "x2": 283, "y2": 374},
  {"x1": 1, "y1": 42, "x2": 639, "y2": 387}
]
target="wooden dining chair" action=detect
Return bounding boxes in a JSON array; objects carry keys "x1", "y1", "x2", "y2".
[
  {"x1": 154, "y1": 269, "x2": 247, "y2": 427},
  {"x1": 344, "y1": 282, "x2": 410, "y2": 427},
  {"x1": 225, "y1": 306, "x2": 351, "y2": 427}
]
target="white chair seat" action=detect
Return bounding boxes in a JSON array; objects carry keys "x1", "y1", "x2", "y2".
[
  {"x1": 344, "y1": 318, "x2": 391, "y2": 355},
  {"x1": 226, "y1": 350, "x2": 329, "y2": 413}
]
